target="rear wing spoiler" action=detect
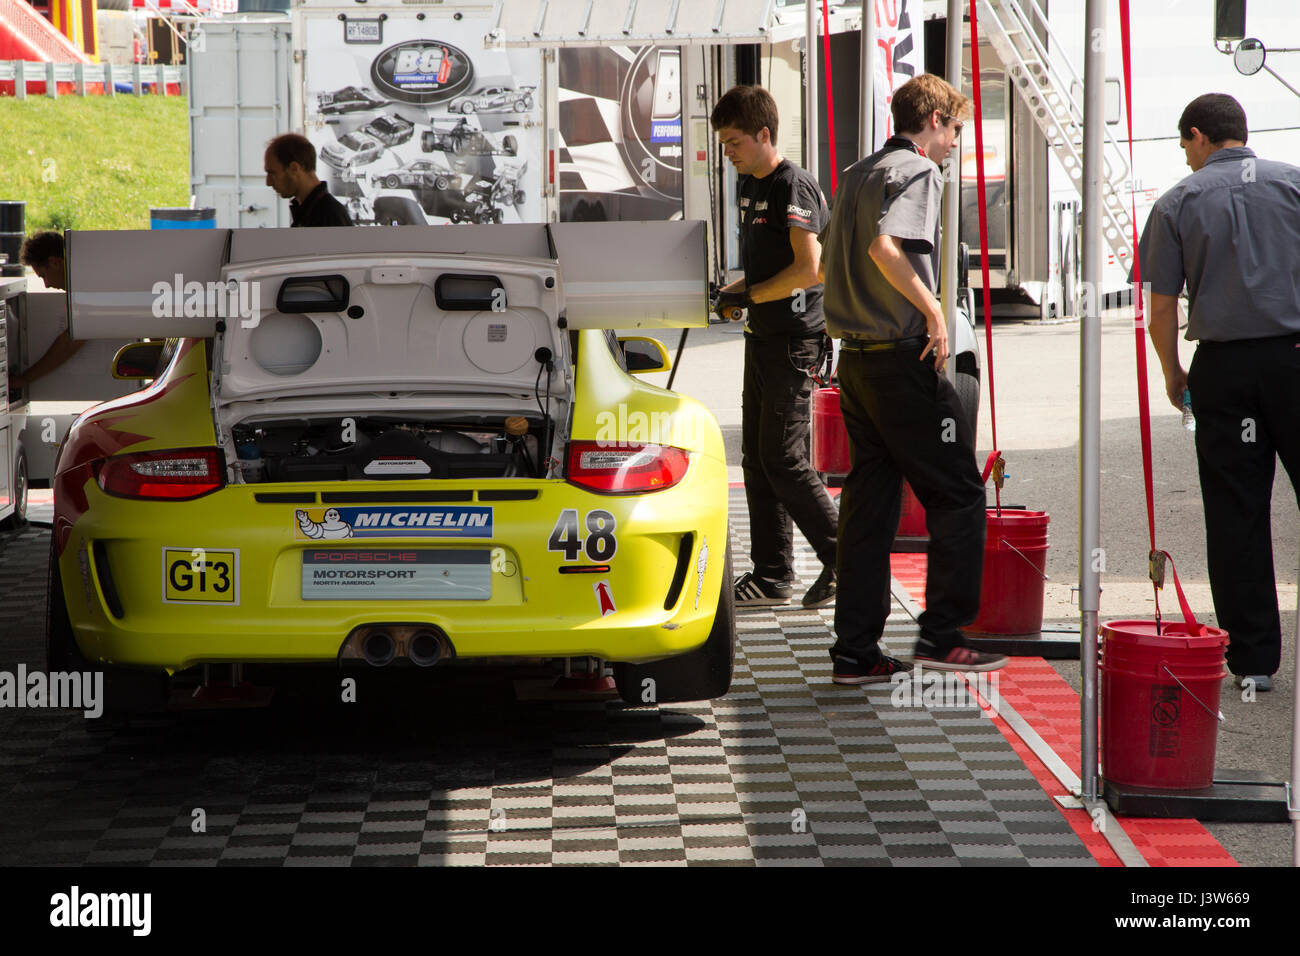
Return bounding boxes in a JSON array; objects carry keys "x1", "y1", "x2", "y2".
[{"x1": 65, "y1": 222, "x2": 708, "y2": 338}]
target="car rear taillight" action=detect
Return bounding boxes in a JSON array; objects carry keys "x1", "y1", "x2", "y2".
[
  {"x1": 565, "y1": 442, "x2": 689, "y2": 494},
  {"x1": 96, "y1": 448, "x2": 225, "y2": 501}
]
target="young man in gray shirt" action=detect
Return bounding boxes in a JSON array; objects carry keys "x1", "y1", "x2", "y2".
[{"x1": 819, "y1": 74, "x2": 1006, "y2": 683}]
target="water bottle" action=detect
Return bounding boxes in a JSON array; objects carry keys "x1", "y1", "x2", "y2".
[{"x1": 1181, "y1": 388, "x2": 1195, "y2": 433}]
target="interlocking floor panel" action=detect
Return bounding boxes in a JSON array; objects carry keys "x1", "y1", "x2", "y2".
[{"x1": 0, "y1": 498, "x2": 1096, "y2": 866}]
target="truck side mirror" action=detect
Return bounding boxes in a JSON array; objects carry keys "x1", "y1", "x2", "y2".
[{"x1": 112, "y1": 341, "x2": 165, "y2": 380}]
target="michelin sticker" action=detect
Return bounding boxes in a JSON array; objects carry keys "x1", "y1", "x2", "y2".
[{"x1": 295, "y1": 506, "x2": 493, "y2": 539}]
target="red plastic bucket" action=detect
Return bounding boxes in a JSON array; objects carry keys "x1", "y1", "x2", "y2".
[
  {"x1": 964, "y1": 509, "x2": 1049, "y2": 635},
  {"x1": 811, "y1": 387, "x2": 851, "y2": 475},
  {"x1": 1100, "y1": 621, "x2": 1228, "y2": 790}
]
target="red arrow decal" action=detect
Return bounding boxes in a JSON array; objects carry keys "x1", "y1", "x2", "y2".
[{"x1": 594, "y1": 580, "x2": 616, "y2": 617}]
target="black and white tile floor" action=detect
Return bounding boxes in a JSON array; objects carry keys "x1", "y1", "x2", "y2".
[{"x1": 0, "y1": 493, "x2": 1094, "y2": 866}]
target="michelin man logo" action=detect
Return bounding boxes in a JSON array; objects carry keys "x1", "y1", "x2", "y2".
[{"x1": 297, "y1": 508, "x2": 354, "y2": 539}]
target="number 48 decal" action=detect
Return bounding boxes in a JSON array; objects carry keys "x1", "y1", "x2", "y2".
[{"x1": 548, "y1": 509, "x2": 617, "y2": 562}]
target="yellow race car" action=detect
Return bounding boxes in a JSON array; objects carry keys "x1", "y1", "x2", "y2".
[{"x1": 48, "y1": 223, "x2": 732, "y2": 715}]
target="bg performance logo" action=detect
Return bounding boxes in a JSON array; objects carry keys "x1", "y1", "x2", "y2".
[{"x1": 370, "y1": 39, "x2": 474, "y2": 104}]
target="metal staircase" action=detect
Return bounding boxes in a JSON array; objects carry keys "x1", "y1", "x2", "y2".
[{"x1": 978, "y1": 0, "x2": 1135, "y2": 268}]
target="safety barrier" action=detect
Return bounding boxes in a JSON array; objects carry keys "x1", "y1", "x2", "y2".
[{"x1": 0, "y1": 60, "x2": 185, "y2": 97}]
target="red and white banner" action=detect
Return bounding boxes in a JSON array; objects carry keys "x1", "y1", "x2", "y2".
[{"x1": 868, "y1": 0, "x2": 925, "y2": 149}]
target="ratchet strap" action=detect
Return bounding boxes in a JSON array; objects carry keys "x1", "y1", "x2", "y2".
[
  {"x1": 969, "y1": 0, "x2": 1003, "y2": 513},
  {"x1": 821, "y1": 0, "x2": 838, "y2": 193},
  {"x1": 1119, "y1": 0, "x2": 1197, "y2": 633}
]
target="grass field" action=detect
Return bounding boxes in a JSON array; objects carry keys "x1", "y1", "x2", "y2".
[{"x1": 0, "y1": 95, "x2": 190, "y2": 232}]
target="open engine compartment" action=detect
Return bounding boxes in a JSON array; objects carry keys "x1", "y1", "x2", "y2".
[{"x1": 227, "y1": 415, "x2": 546, "y2": 484}]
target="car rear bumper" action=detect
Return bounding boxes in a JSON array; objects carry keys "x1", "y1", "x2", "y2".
[{"x1": 56, "y1": 463, "x2": 728, "y2": 672}]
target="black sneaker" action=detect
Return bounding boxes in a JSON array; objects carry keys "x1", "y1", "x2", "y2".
[
  {"x1": 733, "y1": 571, "x2": 792, "y2": 607},
  {"x1": 1235, "y1": 674, "x2": 1273, "y2": 692},
  {"x1": 832, "y1": 654, "x2": 913, "y2": 685},
  {"x1": 801, "y1": 566, "x2": 836, "y2": 609},
  {"x1": 913, "y1": 644, "x2": 1008, "y2": 673}
]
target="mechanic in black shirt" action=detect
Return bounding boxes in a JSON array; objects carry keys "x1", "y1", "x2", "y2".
[
  {"x1": 264, "y1": 133, "x2": 353, "y2": 228},
  {"x1": 711, "y1": 85, "x2": 838, "y2": 610}
]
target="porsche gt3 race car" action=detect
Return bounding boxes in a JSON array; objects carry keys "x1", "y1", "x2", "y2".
[
  {"x1": 50, "y1": 224, "x2": 731, "y2": 716},
  {"x1": 372, "y1": 158, "x2": 466, "y2": 192}
]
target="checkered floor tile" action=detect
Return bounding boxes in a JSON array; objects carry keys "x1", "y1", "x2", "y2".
[{"x1": 0, "y1": 494, "x2": 1095, "y2": 866}]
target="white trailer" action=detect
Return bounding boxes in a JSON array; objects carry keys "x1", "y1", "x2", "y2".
[{"x1": 1, "y1": 277, "x2": 27, "y2": 529}]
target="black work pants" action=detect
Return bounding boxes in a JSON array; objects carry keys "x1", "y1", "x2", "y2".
[
  {"x1": 832, "y1": 345, "x2": 986, "y2": 663},
  {"x1": 741, "y1": 333, "x2": 839, "y2": 587},
  {"x1": 1187, "y1": 334, "x2": 1300, "y2": 677}
]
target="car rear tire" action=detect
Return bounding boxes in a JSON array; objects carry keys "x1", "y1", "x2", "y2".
[
  {"x1": 0, "y1": 447, "x2": 27, "y2": 530},
  {"x1": 434, "y1": 176, "x2": 450, "y2": 191},
  {"x1": 383, "y1": 175, "x2": 400, "y2": 189},
  {"x1": 462, "y1": 102, "x2": 475, "y2": 114},
  {"x1": 514, "y1": 99, "x2": 529, "y2": 112},
  {"x1": 614, "y1": 539, "x2": 735, "y2": 704},
  {"x1": 46, "y1": 542, "x2": 169, "y2": 720},
  {"x1": 955, "y1": 368, "x2": 980, "y2": 439}
]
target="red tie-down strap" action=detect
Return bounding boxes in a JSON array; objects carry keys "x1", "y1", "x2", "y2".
[
  {"x1": 969, "y1": 1, "x2": 1002, "y2": 515},
  {"x1": 821, "y1": 0, "x2": 838, "y2": 193},
  {"x1": 1151, "y1": 550, "x2": 1207, "y2": 635},
  {"x1": 1119, "y1": 0, "x2": 1189, "y2": 630}
]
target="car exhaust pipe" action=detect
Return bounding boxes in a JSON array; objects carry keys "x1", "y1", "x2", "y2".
[
  {"x1": 361, "y1": 630, "x2": 397, "y2": 667},
  {"x1": 408, "y1": 629, "x2": 446, "y2": 667}
]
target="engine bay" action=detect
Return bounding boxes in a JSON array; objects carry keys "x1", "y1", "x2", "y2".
[{"x1": 227, "y1": 416, "x2": 546, "y2": 484}]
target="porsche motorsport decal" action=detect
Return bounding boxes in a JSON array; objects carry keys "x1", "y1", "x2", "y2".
[
  {"x1": 302, "y1": 549, "x2": 491, "y2": 601},
  {"x1": 162, "y1": 548, "x2": 240, "y2": 605},
  {"x1": 294, "y1": 507, "x2": 494, "y2": 540}
]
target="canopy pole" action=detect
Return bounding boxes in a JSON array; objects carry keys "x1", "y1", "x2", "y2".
[
  {"x1": 1079, "y1": 0, "x2": 1106, "y2": 802},
  {"x1": 804, "y1": 0, "x2": 818, "y2": 177},
  {"x1": 858, "y1": 0, "x2": 874, "y2": 158},
  {"x1": 941, "y1": 0, "x2": 962, "y2": 385},
  {"x1": 1292, "y1": 541, "x2": 1300, "y2": 865}
]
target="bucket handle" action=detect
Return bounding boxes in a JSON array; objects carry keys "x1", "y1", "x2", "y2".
[
  {"x1": 998, "y1": 538, "x2": 1049, "y2": 581},
  {"x1": 1160, "y1": 662, "x2": 1225, "y2": 723}
]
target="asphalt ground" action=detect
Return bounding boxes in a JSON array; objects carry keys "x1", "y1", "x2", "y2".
[{"x1": 640, "y1": 312, "x2": 1299, "y2": 867}]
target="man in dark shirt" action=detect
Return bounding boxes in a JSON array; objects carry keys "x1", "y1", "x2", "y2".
[
  {"x1": 710, "y1": 85, "x2": 839, "y2": 610},
  {"x1": 820, "y1": 74, "x2": 1006, "y2": 683},
  {"x1": 1140, "y1": 93, "x2": 1300, "y2": 693},
  {"x1": 9, "y1": 231, "x2": 83, "y2": 393},
  {"x1": 264, "y1": 133, "x2": 353, "y2": 227}
]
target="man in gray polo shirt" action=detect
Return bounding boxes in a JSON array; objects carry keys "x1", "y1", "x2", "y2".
[
  {"x1": 1139, "y1": 92, "x2": 1300, "y2": 692},
  {"x1": 819, "y1": 74, "x2": 1006, "y2": 684}
]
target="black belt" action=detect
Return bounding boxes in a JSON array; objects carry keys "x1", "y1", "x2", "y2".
[{"x1": 839, "y1": 335, "x2": 928, "y2": 352}]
